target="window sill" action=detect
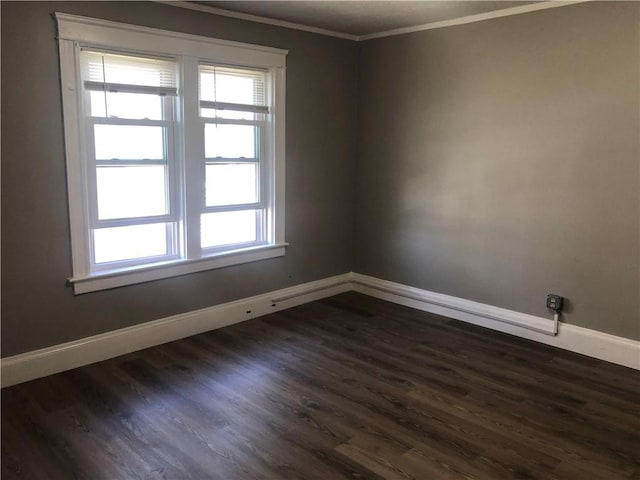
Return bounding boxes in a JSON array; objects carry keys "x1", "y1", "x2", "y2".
[{"x1": 69, "y1": 243, "x2": 288, "y2": 294}]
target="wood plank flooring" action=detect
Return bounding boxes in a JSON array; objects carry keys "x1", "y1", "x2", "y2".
[{"x1": 2, "y1": 292, "x2": 639, "y2": 479}]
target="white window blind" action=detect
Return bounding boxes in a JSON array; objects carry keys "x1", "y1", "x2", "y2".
[
  {"x1": 199, "y1": 65, "x2": 268, "y2": 113},
  {"x1": 82, "y1": 50, "x2": 177, "y2": 96}
]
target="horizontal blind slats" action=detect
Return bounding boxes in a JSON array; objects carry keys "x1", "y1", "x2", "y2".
[
  {"x1": 82, "y1": 50, "x2": 176, "y2": 90},
  {"x1": 84, "y1": 81, "x2": 177, "y2": 96},
  {"x1": 199, "y1": 101, "x2": 269, "y2": 114},
  {"x1": 199, "y1": 65, "x2": 266, "y2": 109}
]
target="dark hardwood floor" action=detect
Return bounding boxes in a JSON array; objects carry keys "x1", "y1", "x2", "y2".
[{"x1": 2, "y1": 292, "x2": 639, "y2": 479}]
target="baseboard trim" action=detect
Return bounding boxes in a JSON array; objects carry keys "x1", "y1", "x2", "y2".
[
  {"x1": 3, "y1": 271, "x2": 638, "y2": 387},
  {"x1": 0, "y1": 273, "x2": 352, "y2": 388},
  {"x1": 352, "y1": 273, "x2": 640, "y2": 370},
  {"x1": 352, "y1": 273, "x2": 556, "y2": 335}
]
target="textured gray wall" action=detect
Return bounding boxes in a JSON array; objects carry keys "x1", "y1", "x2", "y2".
[
  {"x1": 1, "y1": 1, "x2": 357, "y2": 355},
  {"x1": 356, "y1": 2, "x2": 640, "y2": 339}
]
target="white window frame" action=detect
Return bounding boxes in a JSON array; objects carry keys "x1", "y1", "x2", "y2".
[{"x1": 56, "y1": 13, "x2": 287, "y2": 294}]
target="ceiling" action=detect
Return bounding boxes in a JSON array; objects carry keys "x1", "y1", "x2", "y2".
[{"x1": 194, "y1": 1, "x2": 541, "y2": 37}]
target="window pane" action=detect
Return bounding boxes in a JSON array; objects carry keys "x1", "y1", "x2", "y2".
[
  {"x1": 206, "y1": 164, "x2": 257, "y2": 207},
  {"x1": 94, "y1": 125, "x2": 164, "y2": 160},
  {"x1": 204, "y1": 124, "x2": 255, "y2": 159},
  {"x1": 97, "y1": 165, "x2": 168, "y2": 220},
  {"x1": 93, "y1": 223, "x2": 168, "y2": 263},
  {"x1": 201, "y1": 210, "x2": 257, "y2": 248},
  {"x1": 90, "y1": 91, "x2": 163, "y2": 120}
]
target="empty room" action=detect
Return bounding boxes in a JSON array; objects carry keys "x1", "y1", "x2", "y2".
[{"x1": 1, "y1": 1, "x2": 639, "y2": 478}]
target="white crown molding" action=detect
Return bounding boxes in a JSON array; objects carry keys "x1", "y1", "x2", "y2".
[
  {"x1": 2, "y1": 271, "x2": 637, "y2": 388},
  {"x1": 153, "y1": 1, "x2": 359, "y2": 41},
  {"x1": 155, "y1": 1, "x2": 589, "y2": 43},
  {"x1": 357, "y1": 1, "x2": 590, "y2": 41}
]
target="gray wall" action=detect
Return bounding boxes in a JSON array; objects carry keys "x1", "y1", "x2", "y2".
[
  {"x1": 1, "y1": 1, "x2": 358, "y2": 356},
  {"x1": 3, "y1": 1, "x2": 639, "y2": 358},
  {"x1": 356, "y1": 2, "x2": 640, "y2": 339}
]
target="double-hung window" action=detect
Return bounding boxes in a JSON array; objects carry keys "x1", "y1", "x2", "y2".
[
  {"x1": 83, "y1": 50, "x2": 180, "y2": 267},
  {"x1": 56, "y1": 14, "x2": 287, "y2": 294},
  {"x1": 199, "y1": 65, "x2": 268, "y2": 251}
]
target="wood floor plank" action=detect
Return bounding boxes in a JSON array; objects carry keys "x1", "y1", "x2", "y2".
[
  {"x1": 2, "y1": 292, "x2": 638, "y2": 479},
  {"x1": 143, "y1": 345, "x2": 361, "y2": 480}
]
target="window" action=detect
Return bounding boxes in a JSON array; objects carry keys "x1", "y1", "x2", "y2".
[
  {"x1": 199, "y1": 65, "x2": 267, "y2": 251},
  {"x1": 56, "y1": 13, "x2": 287, "y2": 294},
  {"x1": 83, "y1": 51, "x2": 179, "y2": 267}
]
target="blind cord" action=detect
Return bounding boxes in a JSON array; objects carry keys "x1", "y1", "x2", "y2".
[
  {"x1": 213, "y1": 66, "x2": 219, "y2": 126},
  {"x1": 101, "y1": 56, "x2": 109, "y2": 118}
]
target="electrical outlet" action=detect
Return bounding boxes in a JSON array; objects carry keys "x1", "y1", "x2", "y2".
[{"x1": 546, "y1": 294, "x2": 564, "y2": 312}]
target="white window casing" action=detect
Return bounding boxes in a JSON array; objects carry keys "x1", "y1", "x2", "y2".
[{"x1": 56, "y1": 13, "x2": 288, "y2": 294}]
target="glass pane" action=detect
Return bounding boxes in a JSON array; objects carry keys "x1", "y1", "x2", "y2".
[
  {"x1": 204, "y1": 124, "x2": 256, "y2": 159},
  {"x1": 201, "y1": 210, "x2": 257, "y2": 248},
  {"x1": 206, "y1": 164, "x2": 257, "y2": 207},
  {"x1": 96, "y1": 165, "x2": 168, "y2": 220},
  {"x1": 93, "y1": 223, "x2": 168, "y2": 263},
  {"x1": 90, "y1": 91, "x2": 163, "y2": 120},
  {"x1": 94, "y1": 125, "x2": 164, "y2": 160}
]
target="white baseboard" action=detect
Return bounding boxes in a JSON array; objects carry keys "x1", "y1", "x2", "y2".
[
  {"x1": 352, "y1": 274, "x2": 557, "y2": 335},
  {"x1": 352, "y1": 273, "x2": 640, "y2": 371},
  {"x1": 0, "y1": 273, "x2": 352, "y2": 388},
  {"x1": 3, "y1": 271, "x2": 638, "y2": 387}
]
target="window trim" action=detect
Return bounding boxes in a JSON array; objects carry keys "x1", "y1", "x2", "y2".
[
  {"x1": 70, "y1": 243, "x2": 287, "y2": 294},
  {"x1": 56, "y1": 13, "x2": 287, "y2": 294}
]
